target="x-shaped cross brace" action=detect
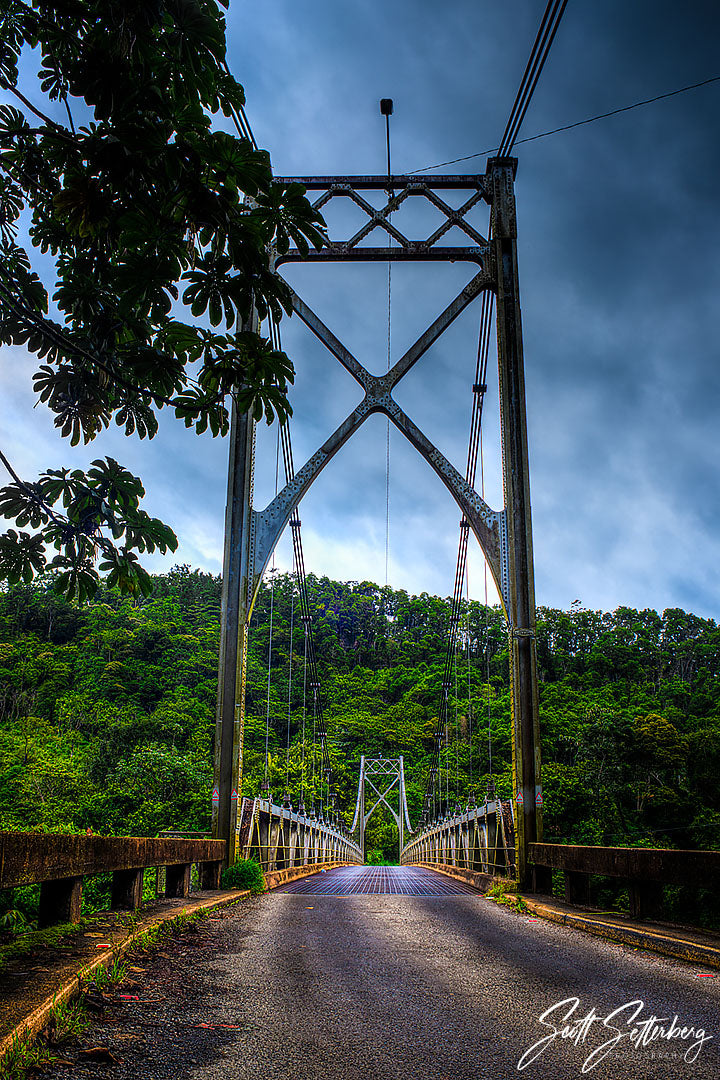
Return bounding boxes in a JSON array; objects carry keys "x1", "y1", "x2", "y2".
[
  {"x1": 363, "y1": 773, "x2": 400, "y2": 830},
  {"x1": 249, "y1": 270, "x2": 507, "y2": 612}
]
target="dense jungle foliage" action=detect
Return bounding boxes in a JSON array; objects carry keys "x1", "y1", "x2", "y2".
[{"x1": 1, "y1": 567, "x2": 719, "y2": 880}]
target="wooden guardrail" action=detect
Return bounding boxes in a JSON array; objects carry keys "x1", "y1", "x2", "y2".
[
  {"x1": 530, "y1": 843, "x2": 720, "y2": 919},
  {"x1": 0, "y1": 832, "x2": 227, "y2": 927}
]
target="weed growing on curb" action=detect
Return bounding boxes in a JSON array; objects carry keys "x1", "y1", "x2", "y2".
[
  {"x1": 486, "y1": 880, "x2": 529, "y2": 914},
  {"x1": 45, "y1": 997, "x2": 90, "y2": 1045},
  {"x1": 85, "y1": 957, "x2": 128, "y2": 991},
  {"x1": 0, "y1": 1030, "x2": 57, "y2": 1080}
]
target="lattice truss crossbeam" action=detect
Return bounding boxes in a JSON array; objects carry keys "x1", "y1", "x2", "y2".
[
  {"x1": 248, "y1": 175, "x2": 510, "y2": 614},
  {"x1": 298, "y1": 175, "x2": 488, "y2": 258}
]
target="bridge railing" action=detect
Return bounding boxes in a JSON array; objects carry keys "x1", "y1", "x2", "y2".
[
  {"x1": 239, "y1": 797, "x2": 363, "y2": 873},
  {"x1": 530, "y1": 842, "x2": 720, "y2": 919},
  {"x1": 0, "y1": 831, "x2": 227, "y2": 928},
  {"x1": 400, "y1": 800, "x2": 516, "y2": 878}
]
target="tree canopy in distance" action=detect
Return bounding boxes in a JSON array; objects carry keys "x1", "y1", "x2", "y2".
[{"x1": 0, "y1": 0, "x2": 326, "y2": 600}]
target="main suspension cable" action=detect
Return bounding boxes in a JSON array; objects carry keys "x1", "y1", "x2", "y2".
[{"x1": 498, "y1": 0, "x2": 570, "y2": 156}]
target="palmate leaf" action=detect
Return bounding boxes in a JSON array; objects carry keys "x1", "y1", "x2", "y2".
[
  {"x1": 84, "y1": 457, "x2": 145, "y2": 511},
  {"x1": 0, "y1": 457, "x2": 179, "y2": 599},
  {"x1": 98, "y1": 547, "x2": 154, "y2": 597},
  {"x1": 250, "y1": 183, "x2": 327, "y2": 256},
  {"x1": 0, "y1": 0, "x2": 334, "y2": 601},
  {"x1": 0, "y1": 481, "x2": 49, "y2": 529},
  {"x1": 114, "y1": 398, "x2": 159, "y2": 439},
  {"x1": 47, "y1": 554, "x2": 100, "y2": 604},
  {"x1": 0, "y1": 529, "x2": 46, "y2": 584},
  {"x1": 204, "y1": 131, "x2": 270, "y2": 196},
  {"x1": 0, "y1": 176, "x2": 24, "y2": 243},
  {"x1": 37, "y1": 467, "x2": 75, "y2": 508},
  {"x1": 181, "y1": 253, "x2": 251, "y2": 328},
  {"x1": 122, "y1": 510, "x2": 178, "y2": 554},
  {"x1": 173, "y1": 387, "x2": 230, "y2": 436}
]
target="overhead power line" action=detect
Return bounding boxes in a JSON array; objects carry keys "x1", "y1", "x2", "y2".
[{"x1": 412, "y1": 73, "x2": 720, "y2": 174}]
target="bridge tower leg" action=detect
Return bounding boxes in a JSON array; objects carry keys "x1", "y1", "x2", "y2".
[
  {"x1": 490, "y1": 158, "x2": 545, "y2": 890},
  {"x1": 212, "y1": 391, "x2": 256, "y2": 864},
  {"x1": 359, "y1": 757, "x2": 365, "y2": 864},
  {"x1": 398, "y1": 756, "x2": 405, "y2": 860}
]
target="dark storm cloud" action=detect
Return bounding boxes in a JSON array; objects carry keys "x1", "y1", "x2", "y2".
[
  {"x1": 224, "y1": 0, "x2": 720, "y2": 616},
  {"x1": 2, "y1": 1, "x2": 719, "y2": 615}
]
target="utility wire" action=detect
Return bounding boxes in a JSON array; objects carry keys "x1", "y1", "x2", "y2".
[
  {"x1": 412, "y1": 73, "x2": 720, "y2": 174},
  {"x1": 382, "y1": 99, "x2": 394, "y2": 587}
]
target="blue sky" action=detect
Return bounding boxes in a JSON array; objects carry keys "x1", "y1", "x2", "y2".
[{"x1": 2, "y1": 0, "x2": 720, "y2": 617}]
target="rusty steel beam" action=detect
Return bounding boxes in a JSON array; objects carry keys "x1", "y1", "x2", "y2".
[
  {"x1": 212, "y1": 314, "x2": 258, "y2": 862},
  {"x1": 279, "y1": 248, "x2": 488, "y2": 265},
  {"x1": 488, "y1": 157, "x2": 543, "y2": 890},
  {"x1": 277, "y1": 175, "x2": 490, "y2": 191}
]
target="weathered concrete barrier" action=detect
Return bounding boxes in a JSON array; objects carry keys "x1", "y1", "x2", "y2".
[
  {"x1": 264, "y1": 862, "x2": 354, "y2": 890},
  {"x1": 529, "y1": 842, "x2": 720, "y2": 918},
  {"x1": 0, "y1": 832, "x2": 226, "y2": 927}
]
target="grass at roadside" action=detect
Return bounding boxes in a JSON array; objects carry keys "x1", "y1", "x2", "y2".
[{"x1": 485, "y1": 880, "x2": 529, "y2": 914}]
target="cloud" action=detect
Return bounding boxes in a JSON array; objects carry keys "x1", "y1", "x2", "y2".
[{"x1": 2, "y1": 0, "x2": 720, "y2": 620}]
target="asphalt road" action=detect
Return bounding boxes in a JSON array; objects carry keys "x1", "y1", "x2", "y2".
[{"x1": 44, "y1": 867, "x2": 719, "y2": 1080}]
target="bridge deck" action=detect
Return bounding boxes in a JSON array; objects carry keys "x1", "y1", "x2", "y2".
[
  {"x1": 280, "y1": 865, "x2": 477, "y2": 895},
  {"x1": 41, "y1": 881, "x2": 719, "y2": 1079}
]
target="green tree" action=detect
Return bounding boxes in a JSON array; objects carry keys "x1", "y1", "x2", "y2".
[{"x1": 0, "y1": 0, "x2": 325, "y2": 599}]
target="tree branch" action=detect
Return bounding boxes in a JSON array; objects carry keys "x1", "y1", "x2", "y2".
[{"x1": 0, "y1": 79, "x2": 75, "y2": 143}]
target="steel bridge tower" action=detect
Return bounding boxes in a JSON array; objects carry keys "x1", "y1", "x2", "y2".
[
  {"x1": 350, "y1": 757, "x2": 413, "y2": 863},
  {"x1": 212, "y1": 160, "x2": 545, "y2": 889}
]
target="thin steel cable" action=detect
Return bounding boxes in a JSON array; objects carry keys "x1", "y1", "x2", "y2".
[
  {"x1": 480, "y1": 427, "x2": 492, "y2": 780},
  {"x1": 420, "y1": 284, "x2": 494, "y2": 823},
  {"x1": 301, "y1": 625, "x2": 308, "y2": 802},
  {"x1": 263, "y1": 427, "x2": 282, "y2": 784},
  {"x1": 268, "y1": 315, "x2": 337, "y2": 800},
  {"x1": 264, "y1": 567, "x2": 275, "y2": 783},
  {"x1": 311, "y1": 694, "x2": 317, "y2": 807},
  {"x1": 498, "y1": 0, "x2": 561, "y2": 155},
  {"x1": 286, "y1": 558, "x2": 296, "y2": 788},
  {"x1": 454, "y1": 639, "x2": 460, "y2": 800},
  {"x1": 385, "y1": 261, "x2": 391, "y2": 587},
  {"x1": 466, "y1": 560, "x2": 473, "y2": 792}
]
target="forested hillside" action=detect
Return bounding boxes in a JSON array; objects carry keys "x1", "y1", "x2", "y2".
[{"x1": 1, "y1": 567, "x2": 719, "y2": 870}]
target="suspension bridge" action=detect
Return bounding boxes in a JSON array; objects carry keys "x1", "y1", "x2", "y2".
[{"x1": 2, "y1": 4, "x2": 720, "y2": 1076}]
